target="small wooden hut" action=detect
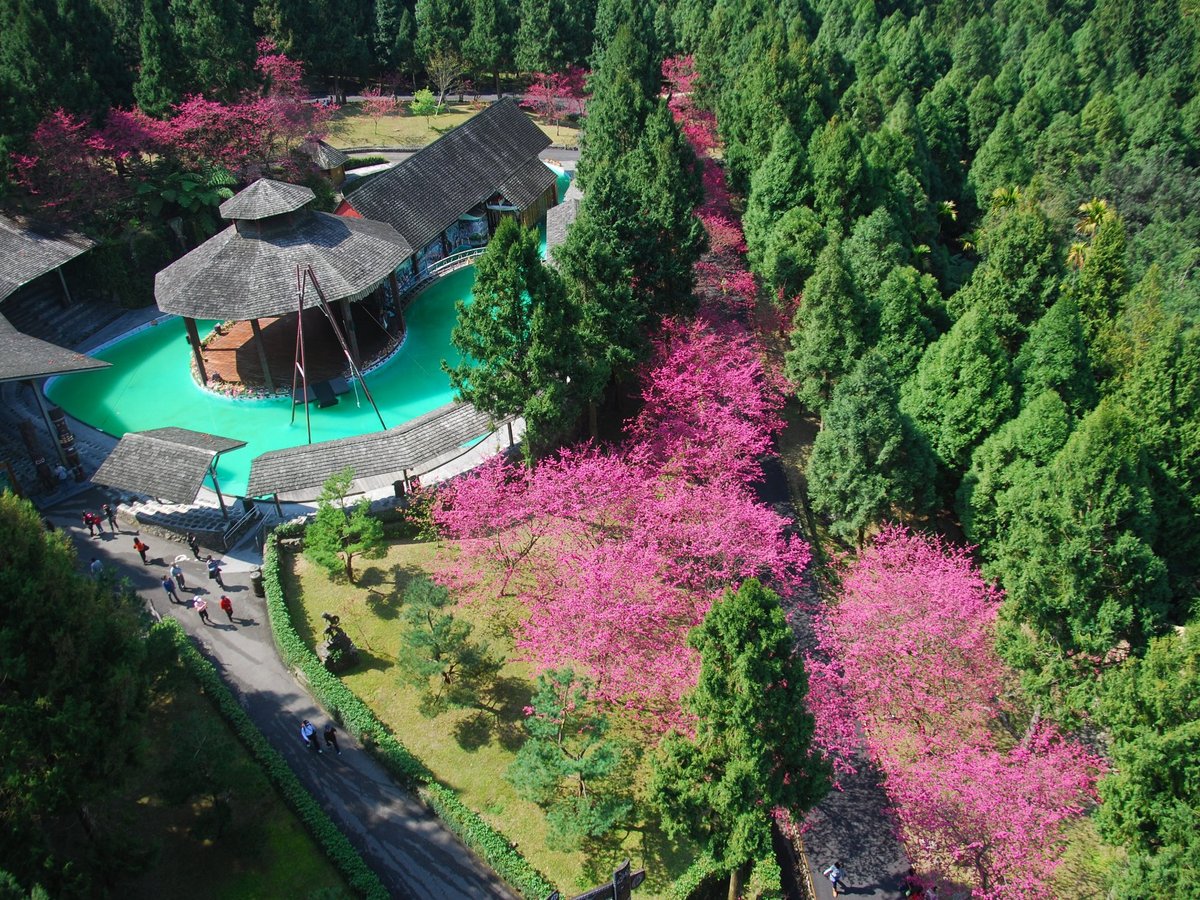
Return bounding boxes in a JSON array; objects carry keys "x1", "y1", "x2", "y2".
[{"x1": 304, "y1": 140, "x2": 350, "y2": 187}]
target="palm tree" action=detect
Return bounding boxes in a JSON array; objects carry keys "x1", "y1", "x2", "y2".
[
  {"x1": 1067, "y1": 241, "x2": 1088, "y2": 270},
  {"x1": 990, "y1": 185, "x2": 1022, "y2": 210},
  {"x1": 1075, "y1": 197, "x2": 1111, "y2": 237}
]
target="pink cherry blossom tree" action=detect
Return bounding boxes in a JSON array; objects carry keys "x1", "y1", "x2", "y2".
[{"x1": 810, "y1": 527, "x2": 1102, "y2": 898}]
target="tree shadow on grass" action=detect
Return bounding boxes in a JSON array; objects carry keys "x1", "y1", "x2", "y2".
[
  {"x1": 450, "y1": 676, "x2": 533, "y2": 752},
  {"x1": 349, "y1": 648, "x2": 394, "y2": 676},
  {"x1": 358, "y1": 562, "x2": 432, "y2": 620}
]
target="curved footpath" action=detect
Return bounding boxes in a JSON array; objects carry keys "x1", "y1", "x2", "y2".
[{"x1": 52, "y1": 487, "x2": 515, "y2": 900}]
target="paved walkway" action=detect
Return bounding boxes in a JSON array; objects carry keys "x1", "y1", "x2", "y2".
[
  {"x1": 54, "y1": 488, "x2": 516, "y2": 900},
  {"x1": 754, "y1": 458, "x2": 911, "y2": 900}
]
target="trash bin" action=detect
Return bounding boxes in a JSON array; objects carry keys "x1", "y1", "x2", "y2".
[{"x1": 250, "y1": 567, "x2": 265, "y2": 598}]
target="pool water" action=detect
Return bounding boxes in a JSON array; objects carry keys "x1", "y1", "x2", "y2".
[{"x1": 47, "y1": 265, "x2": 478, "y2": 497}]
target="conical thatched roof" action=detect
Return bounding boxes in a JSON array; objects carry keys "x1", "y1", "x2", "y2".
[
  {"x1": 219, "y1": 179, "x2": 315, "y2": 221},
  {"x1": 155, "y1": 206, "x2": 413, "y2": 320},
  {"x1": 304, "y1": 140, "x2": 350, "y2": 170}
]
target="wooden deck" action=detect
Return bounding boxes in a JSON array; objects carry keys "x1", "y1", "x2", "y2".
[{"x1": 201, "y1": 306, "x2": 396, "y2": 390}]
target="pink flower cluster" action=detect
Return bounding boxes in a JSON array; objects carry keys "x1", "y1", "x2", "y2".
[{"x1": 811, "y1": 527, "x2": 1102, "y2": 898}]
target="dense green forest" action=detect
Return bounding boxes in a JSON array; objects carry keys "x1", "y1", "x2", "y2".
[{"x1": 2, "y1": 0, "x2": 1198, "y2": 894}]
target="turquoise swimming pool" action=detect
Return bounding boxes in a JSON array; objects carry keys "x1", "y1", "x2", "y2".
[{"x1": 46, "y1": 265, "x2": 478, "y2": 497}]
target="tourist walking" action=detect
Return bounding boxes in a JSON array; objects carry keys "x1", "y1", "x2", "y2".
[
  {"x1": 161, "y1": 575, "x2": 180, "y2": 604},
  {"x1": 82, "y1": 512, "x2": 97, "y2": 536},
  {"x1": 219, "y1": 595, "x2": 234, "y2": 622},
  {"x1": 89, "y1": 557, "x2": 102, "y2": 577},
  {"x1": 823, "y1": 861, "x2": 846, "y2": 898},
  {"x1": 195, "y1": 598, "x2": 213, "y2": 625},
  {"x1": 133, "y1": 536, "x2": 150, "y2": 564},
  {"x1": 300, "y1": 720, "x2": 322, "y2": 753},
  {"x1": 170, "y1": 561, "x2": 186, "y2": 590},
  {"x1": 206, "y1": 556, "x2": 224, "y2": 588},
  {"x1": 324, "y1": 723, "x2": 342, "y2": 755},
  {"x1": 101, "y1": 503, "x2": 118, "y2": 533},
  {"x1": 187, "y1": 532, "x2": 201, "y2": 558}
]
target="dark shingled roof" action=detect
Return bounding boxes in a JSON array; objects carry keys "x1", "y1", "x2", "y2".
[
  {"x1": 247, "y1": 401, "x2": 495, "y2": 496},
  {"x1": 0, "y1": 313, "x2": 109, "y2": 382},
  {"x1": 344, "y1": 99, "x2": 553, "y2": 250},
  {"x1": 219, "y1": 179, "x2": 315, "y2": 221},
  {"x1": 304, "y1": 140, "x2": 350, "y2": 170},
  {"x1": 0, "y1": 214, "x2": 95, "y2": 302},
  {"x1": 546, "y1": 182, "x2": 583, "y2": 261},
  {"x1": 154, "y1": 209, "x2": 412, "y2": 320},
  {"x1": 92, "y1": 428, "x2": 247, "y2": 504}
]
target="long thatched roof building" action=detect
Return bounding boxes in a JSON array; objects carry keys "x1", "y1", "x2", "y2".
[{"x1": 338, "y1": 99, "x2": 557, "y2": 257}]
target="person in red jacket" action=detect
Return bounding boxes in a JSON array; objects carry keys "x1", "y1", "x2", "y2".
[{"x1": 219, "y1": 595, "x2": 234, "y2": 623}]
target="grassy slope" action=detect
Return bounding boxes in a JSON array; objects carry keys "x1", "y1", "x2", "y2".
[
  {"x1": 114, "y1": 659, "x2": 348, "y2": 899},
  {"x1": 325, "y1": 102, "x2": 580, "y2": 150},
  {"x1": 283, "y1": 542, "x2": 696, "y2": 897}
]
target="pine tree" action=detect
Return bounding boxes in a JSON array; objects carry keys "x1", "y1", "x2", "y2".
[
  {"x1": 875, "y1": 265, "x2": 941, "y2": 376},
  {"x1": 809, "y1": 115, "x2": 872, "y2": 233},
  {"x1": 743, "y1": 122, "x2": 811, "y2": 267},
  {"x1": 650, "y1": 579, "x2": 829, "y2": 900},
  {"x1": 464, "y1": 0, "x2": 510, "y2": 94},
  {"x1": 514, "y1": 0, "x2": 564, "y2": 75},
  {"x1": 994, "y1": 399, "x2": 1170, "y2": 696},
  {"x1": 754, "y1": 204, "x2": 826, "y2": 299},
  {"x1": 168, "y1": 0, "x2": 254, "y2": 98},
  {"x1": 303, "y1": 468, "x2": 385, "y2": 584},
  {"x1": 506, "y1": 669, "x2": 630, "y2": 850},
  {"x1": 807, "y1": 352, "x2": 936, "y2": 544}
]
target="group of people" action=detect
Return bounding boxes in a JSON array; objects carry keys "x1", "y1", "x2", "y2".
[
  {"x1": 300, "y1": 719, "x2": 342, "y2": 756},
  {"x1": 821, "y1": 862, "x2": 937, "y2": 899},
  {"x1": 81, "y1": 503, "x2": 117, "y2": 536}
]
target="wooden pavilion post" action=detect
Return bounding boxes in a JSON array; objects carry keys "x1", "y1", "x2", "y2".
[
  {"x1": 249, "y1": 318, "x2": 275, "y2": 392},
  {"x1": 339, "y1": 298, "x2": 362, "y2": 368},
  {"x1": 183, "y1": 317, "x2": 209, "y2": 384},
  {"x1": 56, "y1": 268, "x2": 75, "y2": 306},
  {"x1": 388, "y1": 271, "x2": 405, "y2": 333},
  {"x1": 207, "y1": 459, "x2": 230, "y2": 521}
]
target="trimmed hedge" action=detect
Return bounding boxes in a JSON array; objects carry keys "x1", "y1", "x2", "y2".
[
  {"x1": 667, "y1": 853, "x2": 721, "y2": 900},
  {"x1": 153, "y1": 619, "x2": 389, "y2": 900},
  {"x1": 262, "y1": 531, "x2": 557, "y2": 899}
]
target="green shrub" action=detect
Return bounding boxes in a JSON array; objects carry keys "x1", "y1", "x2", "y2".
[
  {"x1": 262, "y1": 530, "x2": 556, "y2": 899},
  {"x1": 667, "y1": 853, "x2": 721, "y2": 900},
  {"x1": 345, "y1": 156, "x2": 389, "y2": 169},
  {"x1": 152, "y1": 619, "x2": 388, "y2": 900}
]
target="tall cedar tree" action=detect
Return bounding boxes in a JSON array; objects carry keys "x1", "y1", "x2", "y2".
[
  {"x1": 134, "y1": 0, "x2": 183, "y2": 116},
  {"x1": 807, "y1": 352, "x2": 935, "y2": 544},
  {"x1": 445, "y1": 217, "x2": 593, "y2": 453},
  {"x1": 168, "y1": 0, "x2": 254, "y2": 99},
  {"x1": 464, "y1": 0, "x2": 510, "y2": 95},
  {"x1": 651, "y1": 579, "x2": 829, "y2": 900},
  {"x1": 0, "y1": 493, "x2": 152, "y2": 895},
  {"x1": 994, "y1": 399, "x2": 1171, "y2": 707},
  {"x1": 415, "y1": 0, "x2": 468, "y2": 62},
  {"x1": 784, "y1": 238, "x2": 872, "y2": 414},
  {"x1": 900, "y1": 303, "x2": 1016, "y2": 472},
  {"x1": 375, "y1": 0, "x2": 416, "y2": 82},
  {"x1": 505, "y1": 669, "x2": 631, "y2": 850},
  {"x1": 1013, "y1": 297, "x2": 1097, "y2": 418},
  {"x1": 514, "y1": 0, "x2": 564, "y2": 75},
  {"x1": 957, "y1": 389, "x2": 1073, "y2": 562},
  {"x1": 303, "y1": 468, "x2": 385, "y2": 584},
  {"x1": 743, "y1": 122, "x2": 810, "y2": 271},
  {"x1": 1097, "y1": 628, "x2": 1200, "y2": 897}
]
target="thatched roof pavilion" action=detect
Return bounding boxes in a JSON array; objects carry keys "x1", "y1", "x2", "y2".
[
  {"x1": 155, "y1": 178, "x2": 413, "y2": 390},
  {"x1": 0, "y1": 214, "x2": 94, "y2": 304},
  {"x1": 303, "y1": 140, "x2": 350, "y2": 186}
]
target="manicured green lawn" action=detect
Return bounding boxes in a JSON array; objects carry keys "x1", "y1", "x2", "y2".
[
  {"x1": 282, "y1": 541, "x2": 697, "y2": 897},
  {"x1": 117, "y1": 659, "x2": 350, "y2": 899},
  {"x1": 325, "y1": 101, "x2": 580, "y2": 150}
]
